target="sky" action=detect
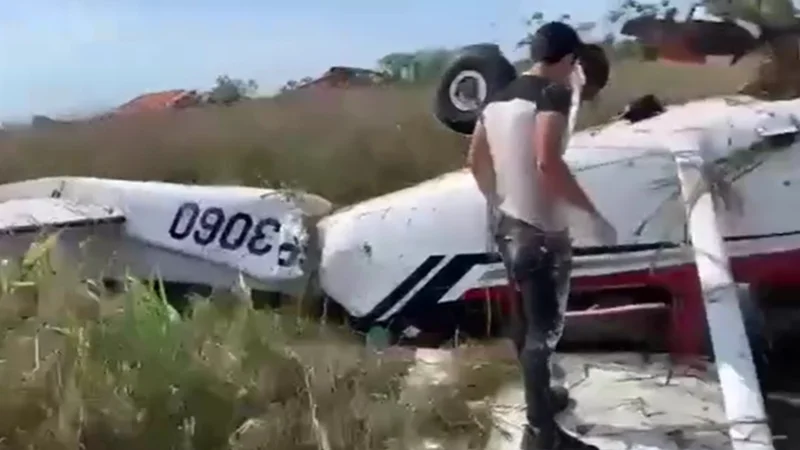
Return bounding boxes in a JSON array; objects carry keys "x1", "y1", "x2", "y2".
[{"x1": 0, "y1": 0, "x2": 683, "y2": 122}]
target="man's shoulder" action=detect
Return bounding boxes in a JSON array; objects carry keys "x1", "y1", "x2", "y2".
[
  {"x1": 487, "y1": 75, "x2": 567, "y2": 105},
  {"x1": 480, "y1": 76, "x2": 572, "y2": 123}
]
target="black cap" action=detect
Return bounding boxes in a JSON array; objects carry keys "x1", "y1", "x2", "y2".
[{"x1": 528, "y1": 21, "x2": 584, "y2": 64}]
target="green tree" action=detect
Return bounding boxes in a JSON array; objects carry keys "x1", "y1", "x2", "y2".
[
  {"x1": 377, "y1": 49, "x2": 456, "y2": 83},
  {"x1": 377, "y1": 52, "x2": 416, "y2": 80},
  {"x1": 280, "y1": 79, "x2": 299, "y2": 92},
  {"x1": 208, "y1": 75, "x2": 258, "y2": 105},
  {"x1": 409, "y1": 48, "x2": 454, "y2": 81}
]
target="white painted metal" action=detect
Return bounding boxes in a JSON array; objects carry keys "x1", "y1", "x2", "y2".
[
  {"x1": 0, "y1": 198, "x2": 123, "y2": 232},
  {"x1": 318, "y1": 95, "x2": 800, "y2": 319},
  {"x1": 0, "y1": 177, "x2": 331, "y2": 295},
  {"x1": 670, "y1": 131, "x2": 774, "y2": 450}
]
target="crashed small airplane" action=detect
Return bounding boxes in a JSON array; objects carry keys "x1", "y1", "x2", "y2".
[
  {"x1": 2, "y1": 14, "x2": 800, "y2": 372},
  {"x1": 0, "y1": 50, "x2": 790, "y2": 450},
  {"x1": 4, "y1": 88, "x2": 799, "y2": 361},
  {"x1": 1, "y1": 11, "x2": 792, "y2": 449}
]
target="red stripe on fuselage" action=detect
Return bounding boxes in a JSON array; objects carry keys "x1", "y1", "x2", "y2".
[{"x1": 461, "y1": 247, "x2": 800, "y2": 356}]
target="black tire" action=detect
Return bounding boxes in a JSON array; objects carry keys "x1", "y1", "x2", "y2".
[
  {"x1": 445, "y1": 119, "x2": 481, "y2": 136},
  {"x1": 578, "y1": 43, "x2": 610, "y2": 102},
  {"x1": 434, "y1": 45, "x2": 517, "y2": 135}
]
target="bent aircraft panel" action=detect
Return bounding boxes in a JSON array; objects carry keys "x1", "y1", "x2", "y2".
[
  {"x1": 568, "y1": 96, "x2": 800, "y2": 159},
  {"x1": 319, "y1": 170, "x2": 491, "y2": 318},
  {"x1": 0, "y1": 197, "x2": 124, "y2": 235},
  {"x1": 53, "y1": 225, "x2": 305, "y2": 294},
  {"x1": 0, "y1": 177, "x2": 327, "y2": 288}
]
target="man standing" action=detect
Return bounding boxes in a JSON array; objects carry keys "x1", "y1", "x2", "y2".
[{"x1": 468, "y1": 21, "x2": 616, "y2": 450}]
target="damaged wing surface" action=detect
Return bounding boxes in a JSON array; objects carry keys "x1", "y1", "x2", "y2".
[{"x1": 0, "y1": 198, "x2": 124, "y2": 235}]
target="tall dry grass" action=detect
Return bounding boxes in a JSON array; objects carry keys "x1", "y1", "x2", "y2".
[
  {"x1": 0, "y1": 235, "x2": 521, "y2": 449},
  {"x1": 0, "y1": 60, "x2": 754, "y2": 207}
]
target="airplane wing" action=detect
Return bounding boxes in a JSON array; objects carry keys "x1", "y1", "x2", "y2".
[
  {"x1": 0, "y1": 198, "x2": 124, "y2": 235},
  {"x1": 0, "y1": 177, "x2": 325, "y2": 295},
  {"x1": 0, "y1": 196, "x2": 312, "y2": 296}
]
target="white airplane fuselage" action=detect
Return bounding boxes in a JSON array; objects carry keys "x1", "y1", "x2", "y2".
[{"x1": 318, "y1": 95, "x2": 800, "y2": 354}]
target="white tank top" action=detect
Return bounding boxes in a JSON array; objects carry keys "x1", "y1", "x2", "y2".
[{"x1": 481, "y1": 75, "x2": 573, "y2": 232}]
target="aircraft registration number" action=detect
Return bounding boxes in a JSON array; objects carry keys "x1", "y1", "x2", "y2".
[{"x1": 167, "y1": 201, "x2": 301, "y2": 267}]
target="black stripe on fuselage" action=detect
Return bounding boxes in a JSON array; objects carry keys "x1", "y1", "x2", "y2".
[
  {"x1": 362, "y1": 231, "x2": 800, "y2": 327},
  {"x1": 351, "y1": 255, "x2": 444, "y2": 328},
  {"x1": 395, "y1": 253, "x2": 502, "y2": 324}
]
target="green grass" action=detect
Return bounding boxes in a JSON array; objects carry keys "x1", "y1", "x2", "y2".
[
  {"x1": 0, "y1": 235, "x2": 522, "y2": 449},
  {"x1": 0, "y1": 59, "x2": 759, "y2": 448}
]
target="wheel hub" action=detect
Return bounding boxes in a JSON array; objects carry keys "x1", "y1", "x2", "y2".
[{"x1": 448, "y1": 70, "x2": 488, "y2": 112}]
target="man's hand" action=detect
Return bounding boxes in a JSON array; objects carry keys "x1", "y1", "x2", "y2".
[
  {"x1": 534, "y1": 83, "x2": 607, "y2": 222},
  {"x1": 534, "y1": 110, "x2": 599, "y2": 216}
]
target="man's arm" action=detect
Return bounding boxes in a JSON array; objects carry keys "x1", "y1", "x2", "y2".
[
  {"x1": 532, "y1": 84, "x2": 599, "y2": 216},
  {"x1": 467, "y1": 118, "x2": 497, "y2": 203}
]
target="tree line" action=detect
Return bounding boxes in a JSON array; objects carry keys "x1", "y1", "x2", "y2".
[
  {"x1": 275, "y1": 0, "x2": 800, "y2": 93},
  {"x1": 276, "y1": 8, "x2": 661, "y2": 92}
]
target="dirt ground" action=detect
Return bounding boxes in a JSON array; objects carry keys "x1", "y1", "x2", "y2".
[{"x1": 409, "y1": 349, "x2": 800, "y2": 450}]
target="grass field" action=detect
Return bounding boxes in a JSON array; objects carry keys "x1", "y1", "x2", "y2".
[
  {"x1": 0, "y1": 59, "x2": 758, "y2": 449},
  {"x1": 0, "y1": 59, "x2": 755, "y2": 206}
]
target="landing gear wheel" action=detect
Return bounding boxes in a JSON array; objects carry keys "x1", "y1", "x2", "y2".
[
  {"x1": 577, "y1": 43, "x2": 611, "y2": 102},
  {"x1": 432, "y1": 42, "x2": 610, "y2": 135},
  {"x1": 434, "y1": 44, "x2": 517, "y2": 136}
]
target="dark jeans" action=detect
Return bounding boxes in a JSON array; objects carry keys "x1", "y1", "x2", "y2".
[{"x1": 493, "y1": 212, "x2": 572, "y2": 438}]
